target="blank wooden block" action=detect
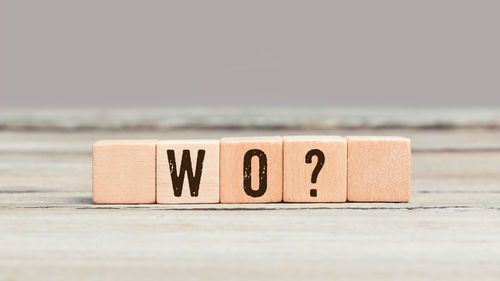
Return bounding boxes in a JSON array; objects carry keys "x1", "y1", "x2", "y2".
[
  {"x1": 92, "y1": 140, "x2": 157, "y2": 204},
  {"x1": 157, "y1": 140, "x2": 219, "y2": 204},
  {"x1": 283, "y1": 136, "x2": 347, "y2": 202},
  {"x1": 347, "y1": 136, "x2": 411, "y2": 202},
  {"x1": 220, "y1": 136, "x2": 282, "y2": 203}
]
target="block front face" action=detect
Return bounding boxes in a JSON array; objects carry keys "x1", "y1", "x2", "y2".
[
  {"x1": 220, "y1": 137, "x2": 282, "y2": 203},
  {"x1": 283, "y1": 136, "x2": 347, "y2": 202},
  {"x1": 92, "y1": 140, "x2": 157, "y2": 204},
  {"x1": 157, "y1": 140, "x2": 219, "y2": 204},
  {"x1": 347, "y1": 137, "x2": 411, "y2": 202}
]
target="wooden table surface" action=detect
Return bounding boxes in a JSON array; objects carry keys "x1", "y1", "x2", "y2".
[{"x1": 0, "y1": 109, "x2": 499, "y2": 280}]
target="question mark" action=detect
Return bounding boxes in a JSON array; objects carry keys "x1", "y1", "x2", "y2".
[{"x1": 305, "y1": 149, "x2": 325, "y2": 197}]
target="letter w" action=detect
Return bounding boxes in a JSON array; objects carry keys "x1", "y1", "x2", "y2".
[{"x1": 167, "y1": 150, "x2": 205, "y2": 197}]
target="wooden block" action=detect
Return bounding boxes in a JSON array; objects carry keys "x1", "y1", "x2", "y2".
[
  {"x1": 92, "y1": 140, "x2": 157, "y2": 204},
  {"x1": 347, "y1": 136, "x2": 411, "y2": 202},
  {"x1": 283, "y1": 136, "x2": 347, "y2": 202},
  {"x1": 156, "y1": 140, "x2": 219, "y2": 204},
  {"x1": 220, "y1": 136, "x2": 282, "y2": 203}
]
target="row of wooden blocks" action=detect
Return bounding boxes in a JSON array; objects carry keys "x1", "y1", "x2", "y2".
[{"x1": 92, "y1": 136, "x2": 411, "y2": 204}]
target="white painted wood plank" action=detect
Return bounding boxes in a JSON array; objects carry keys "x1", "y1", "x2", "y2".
[{"x1": 0, "y1": 123, "x2": 499, "y2": 281}]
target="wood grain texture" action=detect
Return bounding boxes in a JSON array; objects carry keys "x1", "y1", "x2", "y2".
[
  {"x1": 347, "y1": 137, "x2": 411, "y2": 202},
  {"x1": 0, "y1": 112, "x2": 500, "y2": 281},
  {"x1": 283, "y1": 136, "x2": 347, "y2": 202},
  {"x1": 220, "y1": 137, "x2": 282, "y2": 203},
  {"x1": 157, "y1": 140, "x2": 219, "y2": 203},
  {"x1": 1, "y1": 108, "x2": 500, "y2": 131},
  {"x1": 92, "y1": 140, "x2": 157, "y2": 204}
]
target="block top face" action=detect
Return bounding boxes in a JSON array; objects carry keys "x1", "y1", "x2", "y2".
[
  {"x1": 283, "y1": 135, "x2": 346, "y2": 142},
  {"x1": 159, "y1": 139, "x2": 219, "y2": 145},
  {"x1": 346, "y1": 136, "x2": 410, "y2": 142},
  {"x1": 221, "y1": 136, "x2": 282, "y2": 143},
  {"x1": 94, "y1": 139, "x2": 158, "y2": 146}
]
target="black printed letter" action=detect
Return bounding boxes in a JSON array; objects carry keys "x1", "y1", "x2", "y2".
[
  {"x1": 167, "y1": 150, "x2": 205, "y2": 197},
  {"x1": 243, "y1": 149, "x2": 267, "y2": 197}
]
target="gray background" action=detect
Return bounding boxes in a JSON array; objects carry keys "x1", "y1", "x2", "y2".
[{"x1": 1, "y1": 0, "x2": 499, "y2": 108}]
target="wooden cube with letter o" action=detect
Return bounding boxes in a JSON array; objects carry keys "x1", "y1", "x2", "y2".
[{"x1": 220, "y1": 137, "x2": 282, "y2": 203}]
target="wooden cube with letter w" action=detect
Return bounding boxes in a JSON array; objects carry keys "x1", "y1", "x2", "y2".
[{"x1": 156, "y1": 140, "x2": 219, "y2": 204}]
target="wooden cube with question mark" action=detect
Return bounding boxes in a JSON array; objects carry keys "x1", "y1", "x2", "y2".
[{"x1": 283, "y1": 136, "x2": 347, "y2": 202}]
